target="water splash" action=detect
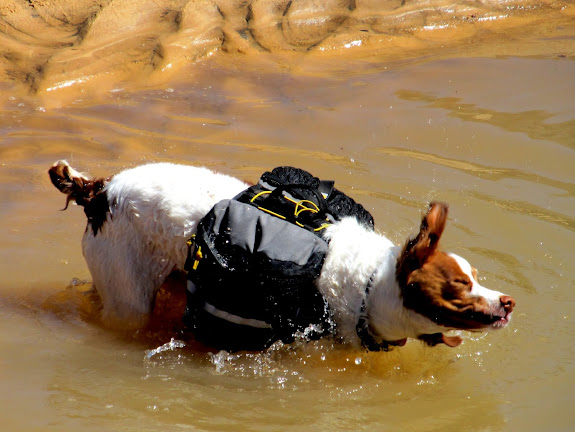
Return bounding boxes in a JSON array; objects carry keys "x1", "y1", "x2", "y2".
[{"x1": 145, "y1": 338, "x2": 186, "y2": 360}]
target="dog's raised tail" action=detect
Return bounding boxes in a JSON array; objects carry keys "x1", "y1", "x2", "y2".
[
  {"x1": 48, "y1": 160, "x2": 111, "y2": 234},
  {"x1": 49, "y1": 160, "x2": 92, "y2": 210}
]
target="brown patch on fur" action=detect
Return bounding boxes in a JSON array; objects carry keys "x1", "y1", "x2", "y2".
[
  {"x1": 396, "y1": 201, "x2": 448, "y2": 290},
  {"x1": 396, "y1": 202, "x2": 506, "y2": 335},
  {"x1": 404, "y1": 251, "x2": 497, "y2": 329},
  {"x1": 48, "y1": 160, "x2": 112, "y2": 235}
]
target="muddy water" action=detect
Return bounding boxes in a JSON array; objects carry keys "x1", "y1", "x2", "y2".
[{"x1": 1, "y1": 1, "x2": 575, "y2": 431}]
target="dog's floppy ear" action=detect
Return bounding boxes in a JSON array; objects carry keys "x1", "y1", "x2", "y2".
[
  {"x1": 396, "y1": 202, "x2": 449, "y2": 284},
  {"x1": 414, "y1": 201, "x2": 448, "y2": 263}
]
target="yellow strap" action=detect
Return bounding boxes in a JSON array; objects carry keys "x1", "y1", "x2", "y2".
[
  {"x1": 250, "y1": 190, "x2": 272, "y2": 202},
  {"x1": 294, "y1": 199, "x2": 320, "y2": 216},
  {"x1": 257, "y1": 206, "x2": 287, "y2": 220},
  {"x1": 250, "y1": 188, "x2": 330, "y2": 230},
  {"x1": 297, "y1": 221, "x2": 330, "y2": 231},
  {"x1": 314, "y1": 223, "x2": 331, "y2": 232}
]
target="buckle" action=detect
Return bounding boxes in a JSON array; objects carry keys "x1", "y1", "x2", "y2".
[{"x1": 185, "y1": 235, "x2": 203, "y2": 272}]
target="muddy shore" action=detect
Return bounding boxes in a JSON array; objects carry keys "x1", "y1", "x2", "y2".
[{"x1": 1, "y1": 0, "x2": 573, "y2": 105}]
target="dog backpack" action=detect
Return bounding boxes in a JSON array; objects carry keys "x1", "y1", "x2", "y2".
[{"x1": 184, "y1": 167, "x2": 374, "y2": 351}]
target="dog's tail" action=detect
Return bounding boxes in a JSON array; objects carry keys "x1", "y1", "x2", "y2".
[
  {"x1": 48, "y1": 160, "x2": 109, "y2": 209},
  {"x1": 49, "y1": 160, "x2": 111, "y2": 234}
]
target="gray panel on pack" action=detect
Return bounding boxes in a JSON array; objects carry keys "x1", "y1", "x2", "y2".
[{"x1": 211, "y1": 199, "x2": 328, "y2": 266}]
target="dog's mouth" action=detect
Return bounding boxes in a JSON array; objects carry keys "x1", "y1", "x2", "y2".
[
  {"x1": 455, "y1": 307, "x2": 512, "y2": 331},
  {"x1": 488, "y1": 311, "x2": 512, "y2": 329},
  {"x1": 419, "y1": 309, "x2": 512, "y2": 348},
  {"x1": 425, "y1": 304, "x2": 513, "y2": 332}
]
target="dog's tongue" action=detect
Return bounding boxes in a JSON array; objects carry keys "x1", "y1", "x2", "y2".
[
  {"x1": 419, "y1": 333, "x2": 463, "y2": 347},
  {"x1": 440, "y1": 334, "x2": 463, "y2": 347}
]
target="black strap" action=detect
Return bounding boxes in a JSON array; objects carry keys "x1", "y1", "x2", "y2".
[
  {"x1": 317, "y1": 180, "x2": 335, "y2": 200},
  {"x1": 355, "y1": 271, "x2": 393, "y2": 352}
]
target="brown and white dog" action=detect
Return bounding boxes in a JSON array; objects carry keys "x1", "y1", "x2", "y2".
[{"x1": 49, "y1": 160, "x2": 515, "y2": 349}]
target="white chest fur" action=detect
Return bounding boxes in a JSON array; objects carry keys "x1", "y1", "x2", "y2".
[{"x1": 317, "y1": 218, "x2": 445, "y2": 344}]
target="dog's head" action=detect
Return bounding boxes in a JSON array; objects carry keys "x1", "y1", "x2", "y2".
[{"x1": 396, "y1": 202, "x2": 515, "y2": 347}]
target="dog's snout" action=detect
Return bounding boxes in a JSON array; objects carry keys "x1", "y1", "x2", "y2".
[{"x1": 500, "y1": 295, "x2": 515, "y2": 313}]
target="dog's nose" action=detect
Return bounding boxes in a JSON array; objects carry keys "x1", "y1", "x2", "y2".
[{"x1": 500, "y1": 295, "x2": 515, "y2": 313}]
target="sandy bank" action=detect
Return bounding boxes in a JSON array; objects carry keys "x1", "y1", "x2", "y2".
[{"x1": 0, "y1": 0, "x2": 573, "y2": 101}]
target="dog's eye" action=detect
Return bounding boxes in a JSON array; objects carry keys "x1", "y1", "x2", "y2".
[{"x1": 453, "y1": 278, "x2": 472, "y2": 292}]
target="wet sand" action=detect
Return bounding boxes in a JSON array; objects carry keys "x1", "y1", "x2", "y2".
[
  {"x1": 1, "y1": 0, "x2": 574, "y2": 104},
  {"x1": 1, "y1": 1, "x2": 574, "y2": 431}
]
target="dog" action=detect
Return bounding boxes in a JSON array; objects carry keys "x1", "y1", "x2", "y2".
[{"x1": 48, "y1": 160, "x2": 515, "y2": 349}]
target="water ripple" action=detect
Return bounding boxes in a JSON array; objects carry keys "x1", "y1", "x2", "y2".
[
  {"x1": 377, "y1": 147, "x2": 574, "y2": 195},
  {"x1": 396, "y1": 90, "x2": 575, "y2": 150}
]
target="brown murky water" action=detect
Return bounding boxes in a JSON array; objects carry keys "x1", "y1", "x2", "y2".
[{"x1": 1, "y1": 1, "x2": 574, "y2": 431}]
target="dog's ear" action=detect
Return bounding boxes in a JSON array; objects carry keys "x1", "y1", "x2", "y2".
[
  {"x1": 396, "y1": 202, "x2": 449, "y2": 284},
  {"x1": 414, "y1": 201, "x2": 448, "y2": 263}
]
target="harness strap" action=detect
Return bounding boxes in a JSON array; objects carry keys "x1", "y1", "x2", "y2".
[
  {"x1": 318, "y1": 180, "x2": 335, "y2": 199},
  {"x1": 355, "y1": 270, "x2": 406, "y2": 351}
]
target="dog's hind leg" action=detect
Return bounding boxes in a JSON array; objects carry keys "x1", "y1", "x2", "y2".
[{"x1": 82, "y1": 228, "x2": 175, "y2": 329}]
